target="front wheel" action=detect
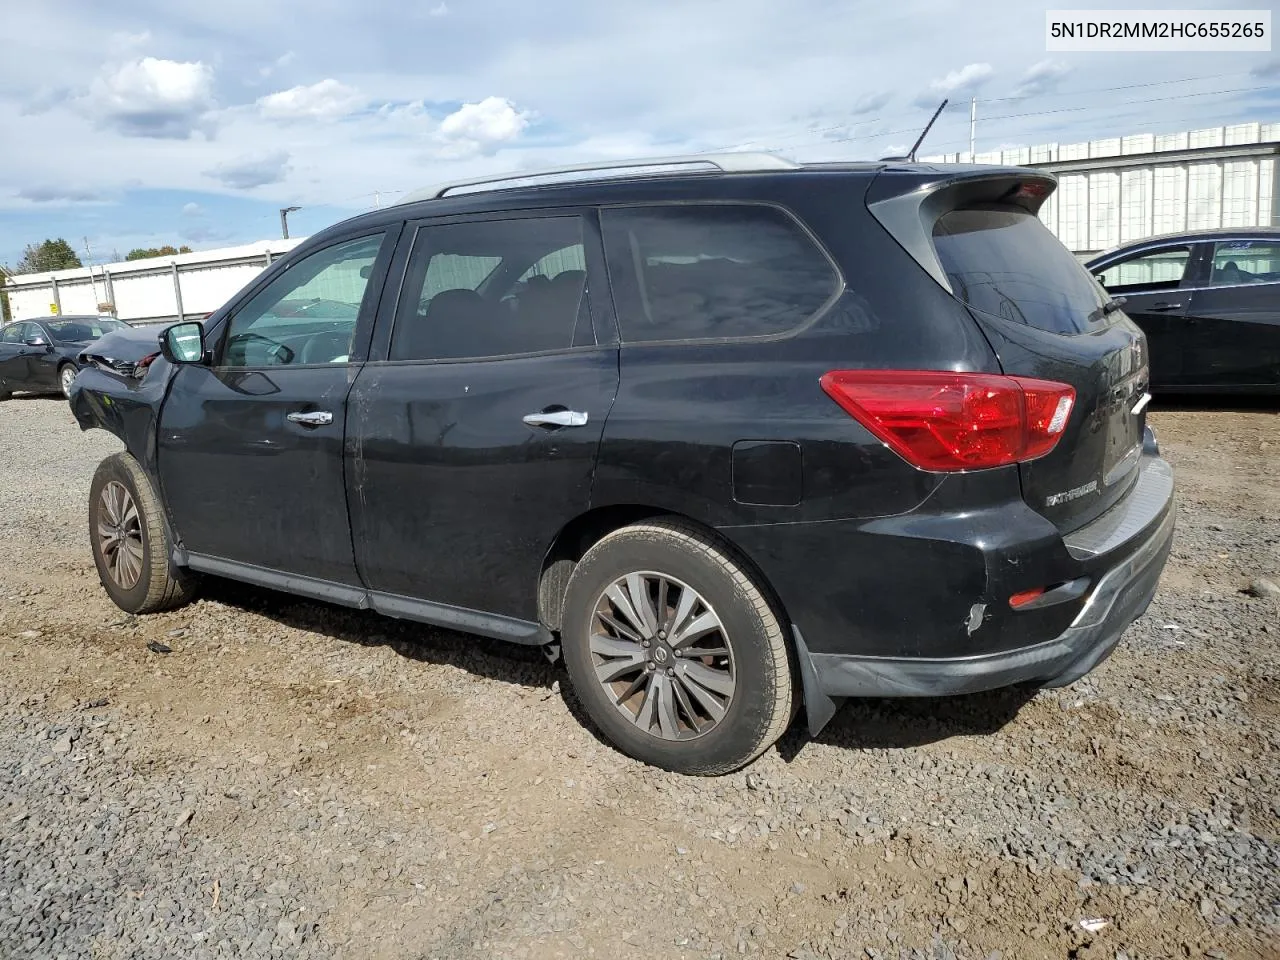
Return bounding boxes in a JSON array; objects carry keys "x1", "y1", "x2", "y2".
[
  {"x1": 89, "y1": 453, "x2": 198, "y2": 614},
  {"x1": 59, "y1": 363, "x2": 78, "y2": 398},
  {"x1": 560, "y1": 519, "x2": 795, "y2": 776}
]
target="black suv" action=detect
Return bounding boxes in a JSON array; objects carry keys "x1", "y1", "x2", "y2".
[{"x1": 71, "y1": 154, "x2": 1175, "y2": 775}]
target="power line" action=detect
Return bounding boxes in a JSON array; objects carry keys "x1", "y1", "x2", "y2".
[
  {"x1": 708, "y1": 71, "x2": 1269, "y2": 155},
  {"x1": 745, "y1": 84, "x2": 1274, "y2": 157},
  {"x1": 977, "y1": 71, "x2": 1251, "y2": 104}
]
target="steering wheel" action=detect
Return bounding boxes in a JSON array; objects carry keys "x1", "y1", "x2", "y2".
[
  {"x1": 300, "y1": 329, "x2": 353, "y2": 365},
  {"x1": 228, "y1": 332, "x2": 295, "y2": 366}
]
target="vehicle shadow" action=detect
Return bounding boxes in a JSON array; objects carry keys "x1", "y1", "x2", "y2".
[
  {"x1": 776, "y1": 686, "x2": 1038, "y2": 761},
  {"x1": 199, "y1": 577, "x2": 556, "y2": 691},
  {"x1": 1150, "y1": 393, "x2": 1279, "y2": 414},
  {"x1": 199, "y1": 576, "x2": 1039, "y2": 760}
]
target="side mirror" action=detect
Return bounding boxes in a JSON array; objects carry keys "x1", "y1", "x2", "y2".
[
  {"x1": 160, "y1": 322, "x2": 206, "y2": 364},
  {"x1": 24, "y1": 336, "x2": 48, "y2": 347}
]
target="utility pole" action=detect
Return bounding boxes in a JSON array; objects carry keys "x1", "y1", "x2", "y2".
[
  {"x1": 84, "y1": 237, "x2": 101, "y2": 309},
  {"x1": 279, "y1": 206, "x2": 301, "y2": 239},
  {"x1": 969, "y1": 98, "x2": 977, "y2": 162}
]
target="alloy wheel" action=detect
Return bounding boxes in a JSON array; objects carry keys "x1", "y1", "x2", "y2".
[
  {"x1": 60, "y1": 366, "x2": 76, "y2": 397},
  {"x1": 97, "y1": 481, "x2": 144, "y2": 589},
  {"x1": 589, "y1": 571, "x2": 736, "y2": 741}
]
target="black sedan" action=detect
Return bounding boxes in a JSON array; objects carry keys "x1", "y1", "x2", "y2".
[
  {"x1": 0, "y1": 315, "x2": 133, "y2": 399},
  {"x1": 1085, "y1": 228, "x2": 1280, "y2": 393}
]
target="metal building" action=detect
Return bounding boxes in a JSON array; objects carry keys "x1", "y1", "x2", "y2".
[{"x1": 924, "y1": 121, "x2": 1280, "y2": 256}]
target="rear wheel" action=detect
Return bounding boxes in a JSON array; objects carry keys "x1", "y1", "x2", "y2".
[
  {"x1": 59, "y1": 363, "x2": 78, "y2": 398},
  {"x1": 560, "y1": 519, "x2": 794, "y2": 775},
  {"x1": 89, "y1": 453, "x2": 198, "y2": 614}
]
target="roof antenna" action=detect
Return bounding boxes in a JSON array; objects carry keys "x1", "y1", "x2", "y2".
[{"x1": 907, "y1": 98, "x2": 949, "y2": 161}]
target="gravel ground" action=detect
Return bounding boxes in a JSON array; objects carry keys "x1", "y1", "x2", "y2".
[{"x1": 0, "y1": 393, "x2": 1277, "y2": 960}]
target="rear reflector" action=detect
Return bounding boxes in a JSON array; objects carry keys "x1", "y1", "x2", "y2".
[
  {"x1": 820, "y1": 370, "x2": 1076, "y2": 471},
  {"x1": 1008, "y1": 587, "x2": 1046, "y2": 608}
]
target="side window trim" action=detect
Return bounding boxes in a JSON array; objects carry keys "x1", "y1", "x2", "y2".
[
  {"x1": 211, "y1": 228, "x2": 396, "y2": 370},
  {"x1": 371, "y1": 208, "x2": 615, "y2": 365},
  {"x1": 598, "y1": 199, "x2": 843, "y2": 347}
]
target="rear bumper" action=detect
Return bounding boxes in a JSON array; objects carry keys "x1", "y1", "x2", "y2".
[{"x1": 804, "y1": 496, "x2": 1174, "y2": 699}]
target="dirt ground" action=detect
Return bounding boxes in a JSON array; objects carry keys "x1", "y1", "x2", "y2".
[{"x1": 1, "y1": 395, "x2": 1277, "y2": 960}]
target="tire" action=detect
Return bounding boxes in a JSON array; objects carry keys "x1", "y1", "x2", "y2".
[
  {"x1": 89, "y1": 452, "x2": 198, "y2": 614},
  {"x1": 59, "y1": 363, "x2": 78, "y2": 398},
  {"x1": 560, "y1": 519, "x2": 794, "y2": 776}
]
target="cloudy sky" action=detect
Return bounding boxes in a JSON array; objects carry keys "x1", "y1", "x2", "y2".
[{"x1": 1, "y1": 0, "x2": 1277, "y2": 266}]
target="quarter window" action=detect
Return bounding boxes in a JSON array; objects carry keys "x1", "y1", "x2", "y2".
[
  {"x1": 1095, "y1": 246, "x2": 1192, "y2": 293},
  {"x1": 1208, "y1": 240, "x2": 1280, "y2": 286},
  {"x1": 220, "y1": 234, "x2": 386, "y2": 368},
  {"x1": 390, "y1": 217, "x2": 589, "y2": 362},
  {"x1": 600, "y1": 205, "x2": 839, "y2": 343}
]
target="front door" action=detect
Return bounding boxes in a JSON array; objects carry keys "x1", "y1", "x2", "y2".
[
  {"x1": 348, "y1": 212, "x2": 619, "y2": 621},
  {"x1": 157, "y1": 230, "x2": 395, "y2": 585},
  {"x1": 1093, "y1": 242, "x2": 1197, "y2": 389},
  {"x1": 0, "y1": 323, "x2": 32, "y2": 387}
]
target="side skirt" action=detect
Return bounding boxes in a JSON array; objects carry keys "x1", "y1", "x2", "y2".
[{"x1": 183, "y1": 553, "x2": 552, "y2": 646}]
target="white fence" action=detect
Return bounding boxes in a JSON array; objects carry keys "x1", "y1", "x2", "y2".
[{"x1": 4, "y1": 238, "x2": 304, "y2": 324}]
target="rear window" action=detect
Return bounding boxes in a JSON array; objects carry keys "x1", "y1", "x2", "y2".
[
  {"x1": 932, "y1": 207, "x2": 1108, "y2": 335},
  {"x1": 601, "y1": 204, "x2": 839, "y2": 343}
]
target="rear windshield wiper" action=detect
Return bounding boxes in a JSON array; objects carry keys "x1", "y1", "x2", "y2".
[{"x1": 1102, "y1": 296, "x2": 1128, "y2": 316}]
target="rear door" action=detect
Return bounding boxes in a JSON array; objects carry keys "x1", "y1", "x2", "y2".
[
  {"x1": 347, "y1": 210, "x2": 618, "y2": 621},
  {"x1": 1181, "y1": 238, "x2": 1280, "y2": 388},
  {"x1": 1091, "y1": 242, "x2": 1199, "y2": 388}
]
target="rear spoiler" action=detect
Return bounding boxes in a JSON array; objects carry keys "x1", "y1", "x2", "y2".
[{"x1": 865, "y1": 167, "x2": 1058, "y2": 295}]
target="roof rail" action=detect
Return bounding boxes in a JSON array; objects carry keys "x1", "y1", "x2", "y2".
[{"x1": 396, "y1": 152, "x2": 800, "y2": 204}]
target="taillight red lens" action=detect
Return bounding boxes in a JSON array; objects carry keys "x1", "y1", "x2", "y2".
[{"x1": 819, "y1": 370, "x2": 1075, "y2": 472}]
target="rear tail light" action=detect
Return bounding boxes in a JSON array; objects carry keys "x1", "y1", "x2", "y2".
[{"x1": 820, "y1": 370, "x2": 1075, "y2": 472}]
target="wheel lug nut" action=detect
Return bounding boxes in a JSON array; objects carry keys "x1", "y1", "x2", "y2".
[
  {"x1": 658, "y1": 631, "x2": 666, "y2": 640},
  {"x1": 666, "y1": 667, "x2": 674, "y2": 677},
  {"x1": 641, "y1": 640, "x2": 650, "y2": 648}
]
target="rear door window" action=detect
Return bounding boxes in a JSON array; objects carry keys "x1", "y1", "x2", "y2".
[
  {"x1": 1208, "y1": 239, "x2": 1280, "y2": 286},
  {"x1": 932, "y1": 206, "x2": 1108, "y2": 335},
  {"x1": 601, "y1": 204, "x2": 839, "y2": 343},
  {"x1": 389, "y1": 216, "x2": 590, "y2": 361},
  {"x1": 1095, "y1": 245, "x2": 1193, "y2": 293}
]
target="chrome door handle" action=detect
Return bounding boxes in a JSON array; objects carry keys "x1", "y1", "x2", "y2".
[
  {"x1": 1149, "y1": 302, "x2": 1185, "y2": 312},
  {"x1": 287, "y1": 410, "x2": 334, "y2": 426},
  {"x1": 522, "y1": 409, "x2": 588, "y2": 428}
]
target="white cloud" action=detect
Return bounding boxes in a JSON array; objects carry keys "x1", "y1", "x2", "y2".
[
  {"x1": 932, "y1": 62, "x2": 993, "y2": 94},
  {"x1": 258, "y1": 79, "x2": 362, "y2": 121},
  {"x1": 87, "y1": 57, "x2": 216, "y2": 139},
  {"x1": 259, "y1": 50, "x2": 297, "y2": 79},
  {"x1": 1013, "y1": 59, "x2": 1071, "y2": 98},
  {"x1": 435, "y1": 96, "x2": 531, "y2": 156},
  {"x1": 429, "y1": 2, "x2": 449, "y2": 16},
  {"x1": 181, "y1": 201, "x2": 204, "y2": 216},
  {"x1": 204, "y1": 150, "x2": 292, "y2": 190}
]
